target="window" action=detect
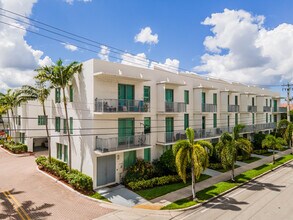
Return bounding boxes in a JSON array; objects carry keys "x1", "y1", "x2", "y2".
[
  {"x1": 124, "y1": 150, "x2": 136, "y2": 169},
  {"x1": 118, "y1": 118, "x2": 134, "y2": 145},
  {"x1": 55, "y1": 88, "x2": 61, "y2": 103},
  {"x1": 202, "y1": 116, "x2": 206, "y2": 129},
  {"x1": 266, "y1": 99, "x2": 268, "y2": 107},
  {"x1": 19, "y1": 133, "x2": 25, "y2": 144},
  {"x1": 144, "y1": 117, "x2": 151, "y2": 134},
  {"x1": 55, "y1": 117, "x2": 61, "y2": 132},
  {"x1": 165, "y1": 117, "x2": 174, "y2": 142},
  {"x1": 165, "y1": 89, "x2": 174, "y2": 102},
  {"x1": 38, "y1": 115, "x2": 47, "y2": 125},
  {"x1": 64, "y1": 145, "x2": 68, "y2": 163},
  {"x1": 70, "y1": 117, "x2": 73, "y2": 134},
  {"x1": 235, "y1": 113, "x2": 238, "y2": 125},
  {"x1": 235, "y1": 96, "x2": 238, "y2": 105},
  {"x1": 17, "y1": 115, "x2": 21, "y2": 126},
  {"x1": 227, "y1": 115, "x2": 230, "y2": 128},
  {"x1": 252, "y1": 97, "x2": 255, "y2": 106},
  {"x1": 266, "y1": 113, "x2": 268, "y2": 123},
  {"x1": 270, "y1": 114, "x2": 272, "y2": 123},
  {"x1": 252, "y1": 113, "x2": 255, "y2": 125},
  {"x1": 213, "y1": 113, "x2": 217, "y2": 128},
  {"x1": 213, "y1": 93, "x2": 217, "y2": 105},
  {"x1": 228, "y1": 95, "x2": 230, "y2": 106},
  {"x1": 202, "y1": 92, "x2": 206, "y2": 104},
  {"x1": 63, "y1": 119, "x2": 67, "y2": 134},
  {"x1": 69, "y1": 85, "x2": 73, "y2": 102},
  {"x1": 144, "y1": 86, "x2": 150, "y2": 103},
  {"x1": 184, "y1": 114, "x2": 189, "y2": 130},
  {"x1": 270, "y1": 99, "x2": 272, "y2": 107},
  {"x1": 144, "y1": 148, "x2": 151, "y2": 162},
  {"x1": 184, "y1": 90, "x2": 189, "y2": 104},
  {"x1": 57, "y1": 143, "x2": 62, "y2": 160}
]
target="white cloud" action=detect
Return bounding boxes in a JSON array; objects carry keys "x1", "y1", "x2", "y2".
[
  {"x1": 0, "y1": 0, "x2": 52, "y2": 91},
  {"x1": 62, "y1": 43, "x2": 78, "y2": 51},
  {"x1": 65, "y1": 0, "x2": 92, "y2": 4},
  {"x1": 195, "y1": 9, "x2": 293, "y2": 85},
  {"x1": 121, "y1": 53, "x2": 149, "y2": 68},
  {"x1": 98, "y1": 45, "x2": 110, "y2": 61},
  {"x1": 151, "y1": 58, "x2": 180, "y2": 73},
  {"x1": 134, "y1": 27, "x2": 159, "y2": 45}
]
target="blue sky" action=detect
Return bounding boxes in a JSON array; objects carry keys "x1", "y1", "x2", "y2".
[{"x1": 2, "y1": 0, "x2": 293, "y2": 98}]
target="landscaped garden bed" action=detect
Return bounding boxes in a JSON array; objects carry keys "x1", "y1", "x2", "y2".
[
  {"x1": 162, "y1": 154, "x2": 293, "y2": 210},
  {"x1": 0, "y1": 140, "x2": 28, "y2": 154},
  {"x1": 236, "y1": 156, "x2": 260, "y2": 163},
  {"x1": 208, "y1": 162, "x2": 240, "y2": 173},
  {"x1": 253, "y1": 149, "x2": 273, "y2": 156},
  {"x1": 35, "y1": 156, "x2": 109, "y2": 202}
]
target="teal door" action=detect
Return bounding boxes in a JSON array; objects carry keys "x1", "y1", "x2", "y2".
[
  {"x1": 165, "y1": 89, "x2": 174, "y2": 102},
  {"x1": 118, "y1": 118, "x2": 134, "y2": 145},
  {"x1": 273, "y1": 100, "x2": 277, "y2": 112},
  {"x1": 235, "y1": 96, "x2": 238, "y2": 105},
  {"x1": 124, "y1": 150, "x2": 136, "y2": 169},
  {"x1": 97, "y1": 155, "x2": 116, "y2": 186},
  {"x1": 202, "y1": 116, "x2": 206, "y2": 130},
  {"x1": 202, "y1": 92, "x2": 206, "y2": 111},
  {"x1": 252, "y1": 97, "x2": 255, "y2": 106},
  {"x1": 166, "y1": 117, "x2": 174, "y2": 142},
  {"x1": 213, "y1": 93, "x2": 217, "y2": 105},
  {"x1": 118, "y1": 84, "x2": 134, "y2": 111}
]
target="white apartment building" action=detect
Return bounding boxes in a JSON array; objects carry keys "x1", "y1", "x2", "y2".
[{"x1": 44, "y1": 59, "x2": 285, "y2": 189}]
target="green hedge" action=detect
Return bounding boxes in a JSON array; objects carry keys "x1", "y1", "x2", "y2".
[
  {"x1": 36, "y1": 156, "x2": 93, "y2": 193},
  {"x1": 2, "y1": 141, "x2": 28, "y2": 154},
  {"x1": 127, "y1": 175, "x2": 182, "y2": 191}
]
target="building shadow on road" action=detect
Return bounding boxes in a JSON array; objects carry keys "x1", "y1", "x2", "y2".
[
  {"x1": 202, "y1": 197, "x2": 248, "y2": 211},
  {"x1": 0, "y1": 188, "x2": 54, "y2": 220}
]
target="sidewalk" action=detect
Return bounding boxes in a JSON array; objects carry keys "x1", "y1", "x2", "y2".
[{"x1": 151, "y1": 149, "x2": 291, "y2": 203}]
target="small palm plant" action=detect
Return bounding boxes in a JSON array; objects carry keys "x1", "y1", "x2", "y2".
[
  {"x1": 173, "y1": 127, "x2": 212, "y2": 201},
  {"x1": 216, "y1": 124, "x2": 252, "y2": 181},
  {"x1": 262, "y1": 134, "x2": 286, "y2": 164}
]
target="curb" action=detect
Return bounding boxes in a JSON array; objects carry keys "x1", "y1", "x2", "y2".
[
  {"x1": 0, "y1": 145, "x2": 32, "y2": 157},
  {"x1": 166, "y1": 155, "x2": 293, "y2": 212}
]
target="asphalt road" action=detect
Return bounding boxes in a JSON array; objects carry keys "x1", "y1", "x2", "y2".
[
  {"x1": 0, "y1": 148, "x2": 113, "y2": 220},
  {"x1": 175, "y1": 161, "x2": 293, "y2": 220}
]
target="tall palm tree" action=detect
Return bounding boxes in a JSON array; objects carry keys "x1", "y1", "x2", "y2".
[
  {"x1": 21, "y1": 81, "x2": 51, "y2": 162},
  {"x1": 262, "y1": 134, "x2": 286, "y2": 164},
  {"x1": 277, "y1": 119, "x2": 293, "y2": 153},
  {"x1": 173, "y1": 127, "x2": 213, "y2": 201},
  {"x1": 36, "y1": 59, "x2": 82, "y2": 169},
  {"x1": 216, "y1": 124, "x2": 252, "y2": 181}
]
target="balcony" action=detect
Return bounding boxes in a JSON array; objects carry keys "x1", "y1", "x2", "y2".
[
  {"x1": 228, "y1": 105, "x2": 239, "y2": 112},
  {"x1": 272, "y1": 107, "x2": 287, "y2": 113},
  {"x1": 165, "y1": 102, "x2": 186, "y2": 112},
  {"x1": 165, "y1": 131, "x2": 186, "y2": 143},
  {"x1": 202, "y1": 104, "x2": 217, "y2": 112},
  {"x1": 263, "y1": 106, "x2": 271, "y2": 112},
  {"x1": 248, "y1": 106, "x2": 257, "y2": 112},
  {"x1": 94, "y1": 99, "x2": 150, "y2": 113},
  {"x1": 242, "y1": 123, "x2": 276, "y2": 133},
  {"x1": 95, "y1": 133, "x2": 151, "y2": 153}
]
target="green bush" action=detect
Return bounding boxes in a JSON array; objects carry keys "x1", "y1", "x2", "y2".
[
  {"x1": 253, "y1": 149, "x2": 269, "y2": 155},
  {"x1": 2, "y1": 141, "x2": 28, "y2": 153},
  {"x1": 153, "y1": 149, "x2": 177, "y2": 176},
  {"x1": 208, "y1": 163, "x2": 223, "y2": 170},
  {"x1": 253, "y1": 132, "x2": 266, "y2": 149},
  {"x1": 36, "y1": 156, "x2": 93, "y2": 193},
  {"x1": 127, "y1": 175, "x2": 182, "y2": 191},
  {"x1": 123, "y1": 159, "x2": 155, "y2": 184}
]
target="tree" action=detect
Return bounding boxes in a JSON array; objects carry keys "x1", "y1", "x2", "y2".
[
  {"x1": 21, "y1": 81, "x2": 51, "y2": 162},
  {"x1": 262, "y1": 134, "x2": 286, "y2": 163},
  {"x1": 36, "y1": 59, "x2": 82, "y2": 169},
  {"x1": 277, "y1": 119, "x2": 293, "y2": 154},
  {"x1": 173, "y1": 127, "x2": 212, "y2": 201},
  {"x1": 216, "y1": 124, "x2": 252, "y2": 181}
]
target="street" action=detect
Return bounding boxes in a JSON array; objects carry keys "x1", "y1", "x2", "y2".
[{"x1": 175, "y1": 161, "x2": 293, "y2": 220}]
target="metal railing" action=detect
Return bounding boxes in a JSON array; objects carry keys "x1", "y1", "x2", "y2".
[
  {"x1": 165, "y1": 102, "x2": 186, "y2": 112},
  {"x1": 228, "y1": 105, "x2": 239, "y2": 112},
  {"x1": 95, "y1": 133, "x2": 151, "y2": 153},
  {"x1": 248, "y1": 106, "x2": 257, "y2": 112},
  {"x1": 94, "y1": 99, "x2": 150, "y2": 113},
  {"x1": 263, "y1": 106, "x2": 271, "y2": 112},
  {"x1": 202, "y1": 103, "x2": 217, "y2": 112},
  {"x1": 279, "y1": 107, "x2": 287, "y2": 113}
]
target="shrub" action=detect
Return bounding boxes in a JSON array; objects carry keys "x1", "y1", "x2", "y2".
[
  {"x1": 2, "y1": 141, "x2": 28, "y2": 154},
  {"x1": 208, "y1": 163, "x2": 223, "y2": 170},
  {"x1": 153, "y1": 149, "x2": 177, "y2": 176},
  {"x1": 253, "y1": 149, "x2": 269, "y2": 155},
  {"x1": 123, "y1": 159, "x2": 155, "y2": 184},
  {"x1": 35, "y1": 156, "x2": 93, "y2": 193},
  {"x1": 253, "y1": 132, "x2": 266, "y2": 149},
  {"x1": 127, "y1": 175, "x2": 182, "y2": 191}
]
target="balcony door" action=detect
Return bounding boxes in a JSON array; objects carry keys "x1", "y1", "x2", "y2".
[
  {"x1": 118, "y1": 118, "x2": 134, "y2": 146},
  {"x1": 202, "y1": 116, "x2": 206, "y2": 130},
  {"x1": 273, "y1": 100, "x2": 277, "y2": 112},
  {"x1": 166, "y1": 117, "x2": 174, "y2": 142},
  {"x1": 118, "y1": 84, "x2": 134, "y2": 111}
]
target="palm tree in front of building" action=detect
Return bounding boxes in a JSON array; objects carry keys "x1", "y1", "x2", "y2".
[
  {"x1": 277, "y1": 119, "x2": 293, "y2": 154},
  {"x1": 36, "y1": 59, "x2": 82, "y2": 169},
  {"x1": 216, "y1": 124, "x2": 252, "y2": 181},
  {"x1": 262, "y1": 134, "x2": 286, "y2": 164},
  {"x1": 173, "y1": 127, "x2": 213, "y2": 201},
  {"x1": 21, "y1": 80, "x2": 52, "y2": 162}
]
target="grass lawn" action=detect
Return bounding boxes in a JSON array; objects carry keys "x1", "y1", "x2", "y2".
[
  {"x1": 135, "y1": 174, "x2": 211, "y2": 200},
  {"x1": 239, "y1": 156, "x2": 261, "y2": 164},
  {"x1": 162, "y1": 154, "x2": 293, "y2": 210},
  {"x1": 90, "y1": 192, "x2": 110, "y2": 202}
]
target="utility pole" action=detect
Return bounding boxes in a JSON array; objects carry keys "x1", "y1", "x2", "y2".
[{"x1": 282, "y1": 82, "x2": 293, "y2": 122}]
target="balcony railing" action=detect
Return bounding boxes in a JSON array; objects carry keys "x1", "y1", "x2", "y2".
[
  {"x1": 228, "y1": 105, "x2": 239, "y2": 112},
  {"x1": 248, "y1": 106, "x2": 257, "y2": 112},
  {"x1": 242, "y1": 123, "x2": 276, "y2": 133},
  {"x1": 94, "y1": 99, "x2": 150, "y2": 113},
  {"x1": 263, "y1": 106, "x2": 271, "y2": 112},
  {"x1": 202, "y1": 103, "x2": 217, "y2": 112},
  {"x1": 165, "y1": 102, "x2": 186, "y2": 112},
  {"x1": 272, "y1": 107, "x2": 287, "y2": 113},
  {"x1": 95, "y1": 133, "x2": 151, "y2": 153}
]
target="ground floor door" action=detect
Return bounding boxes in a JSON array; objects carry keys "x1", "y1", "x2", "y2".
[{"x1": 97, "y1": 155, "x2": 116, "y2": 187}]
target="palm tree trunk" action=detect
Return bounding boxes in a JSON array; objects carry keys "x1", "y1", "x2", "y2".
[
  {"x1": 42, "y1": 102, "x2": 51, "y2": 163},
  {"x1": 10, "y1": 108, "x2": 16, "y2": 141},
  {"x1": 191, "y1": 161, "x2": 197, "y2": 201},
  {"x1": 62, "y1": 88, "x2": 72, "y2": 170}
]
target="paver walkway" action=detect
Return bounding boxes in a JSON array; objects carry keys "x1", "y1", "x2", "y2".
[
  {"x1": 251, "y1": 153, "x2": 266, "y2": 158},
  {"x1": 203, "y1": 168, "x2": 222, "y2": 177},
  {"x1": 235, "y1": 160, "x2": 248, "y2": 166},
  {"x1": 151, "y1": 149, "x2": 292, "y2": 203}
]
